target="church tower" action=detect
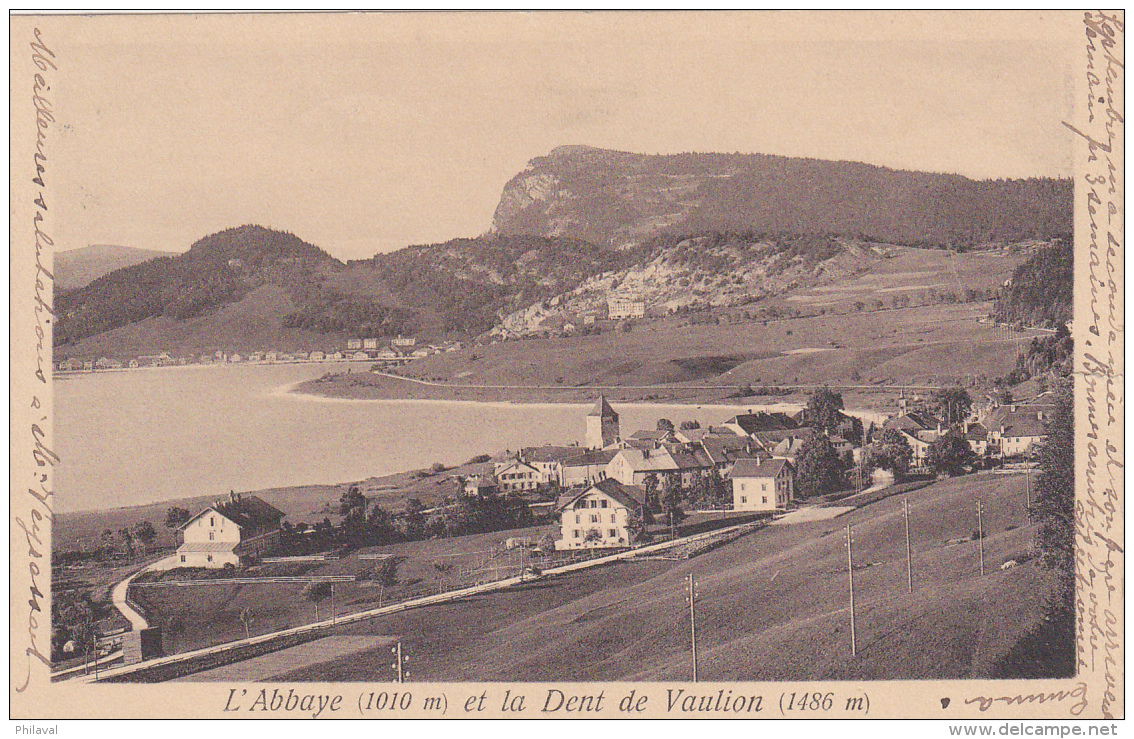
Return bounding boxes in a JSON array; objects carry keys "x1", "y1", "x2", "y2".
[{"x1": 586, "y1": 395, "x2": 620, "y2": 449}]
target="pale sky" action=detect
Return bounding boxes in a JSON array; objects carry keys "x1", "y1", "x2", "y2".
[{"x1": 46, "y1": 11, "x2": 1079, "y2": 261}]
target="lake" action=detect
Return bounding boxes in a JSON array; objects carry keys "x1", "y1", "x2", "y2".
[{"x1": 55, "y1": 363, "x2": 819, "y2": 513}]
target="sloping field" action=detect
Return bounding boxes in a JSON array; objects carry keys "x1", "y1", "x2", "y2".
[{"x1": 267, "y1": 473, "x2": 1056, "y2": 682}]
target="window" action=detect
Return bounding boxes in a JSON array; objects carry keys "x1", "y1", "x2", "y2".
[
  {"x1": 210, "y1": 517, "x2": 215, "y2": 527},
  {"x1": 591, "y1": 514, "x2": 599, "y2": 523},
  {"x1": 209, "y1": 532, "x2": 215, "y2": 541},
  {"x1": 761, "y1": 483, "x2": 767, "y2": 491},
  {"x1": 609, "y1": 529, "x2": 618, "y2": 538},
  {"x1": 741, "y1": 496, "x2": 747, "y2": 503},
  {"x1": 610, "y1": 514, "x2": 616, "y2": 523},
  {"x1": 591, "y1": 500, "x2": 598, "y2": 508},
  {"x1": 740, "y1": 483, "x2": 746, "y2": 492},
  {"x1": 180, "y1": 555, "x2": 186, "y2": 563},
  {"x1": 207, "y1": 555, "x2": 213, "y2": 562},
  {"x1": 573, "y1": 529, "x2": 581, "y2": 539},
  {"x1": 575, "y1": 514, "x2": 580, "y2": 524},
  {"x1": 601, "y1": 500, "x2": 608, "y2": 508},
  {"x1": 762, "y1": 496, "x2": 768, "y2": 504}
]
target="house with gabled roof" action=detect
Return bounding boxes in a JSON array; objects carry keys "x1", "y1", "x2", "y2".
[
  {"x1": 554, "y1": 478, "x2": 646, "y2": 550},
  {"x1": 175, "y1": 493, "x2": 285, "y2": 568},
  {"x1": 521, "y1": 445, "x2": 586, "y2": 486},
  {"x1": 606, "y1": 446, "x2": 681, "y2": 486},
  {"x1": 561, "y1": 449, "x2": 618, "y2": 488},
  {"x1": 493, "y1": 458, "x2": 544, "y2": 492},
  {"x1": 729, "y1": 458, "x2": 794, "y2": 512},
  {"x1": 985, "y1": 405, "x2": 1050, "y2": 457}
]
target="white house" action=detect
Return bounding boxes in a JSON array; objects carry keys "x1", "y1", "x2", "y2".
[
  {"x1": 554, "y1": 479, "x2": 645, "y2": 550},
  {"x1": 560, "y1": 449, "x2": 618, "y2": 488},
  {"x1": 986, "y1": 405, "x2": 1050, "y2": 458},
  {"x1": 363, "y1": 338, "x2": 379, "y2": 350},
  {"x1": 606, "y1": 447, "x2": 680, "y2": 486},
  {"x1": 175, "y1": 493, "x2": 285, "y2": 569},
  {"x1": 728, "y1": 458, "x2": 794, "y2": 512},
  {"x1": 607, "y1": 296, "x2": 646, "y2": 320},
  {"x1": 493, "y1": 459, "x2": 544, "y2": 492}
]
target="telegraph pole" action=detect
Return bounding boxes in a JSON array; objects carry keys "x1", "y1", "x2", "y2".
[
  {"x1": 977, "y1": 500, "x2": 986, "y2": 577},
  {"x1": 687, "y1": 573, "x2": 699, "y2": 682},
  {"x1": 390, "y1": 641, "x2": 407, "y2": 683},
  {"x1": 1025, "y1": 459, "x2": 1032, "y2": 508},
  {"x1": 903, "y1": 497, "x2": 913, "y2": 594},
  {"x1": 331, "y1": 583, "x2": 336, "y2": 625},
  {"x1": 846, "y1": 523, "x2": 857, "y2": 656}
]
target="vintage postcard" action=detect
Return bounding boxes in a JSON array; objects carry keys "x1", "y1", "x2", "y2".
[{"x1": 9, "y1": 10, "x2": 1124, "y2": 725}]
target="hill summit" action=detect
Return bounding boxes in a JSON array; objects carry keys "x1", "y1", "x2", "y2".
[{"x1": 491, "y1": 146, "x2": 1073, "y2": 248}]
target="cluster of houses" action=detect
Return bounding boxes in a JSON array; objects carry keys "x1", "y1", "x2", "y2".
[
  {"x1": 55, "y1": 336, "x2": 465, "y2": 373},
  {"x1": 881, "y1": 394, "x2": 1052, "y2": 474},
  {"x1": 467, "y1": 392, "x2": 1054, "y2": 551},
  {"x1": 169, "y1": 391, "x2": 1054, "y2": 568}
]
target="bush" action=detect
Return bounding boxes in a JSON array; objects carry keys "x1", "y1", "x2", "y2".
[
  {"x1": 431, "y1": 462, "x2": 447, "y2": 473},
  {"x1": 302, "y1": 581, "x2": 332, "y2": 601}
]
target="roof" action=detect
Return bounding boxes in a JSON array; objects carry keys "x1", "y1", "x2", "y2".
[
  {"x1": 628, "y1": 429, "x2": 672, "y2": 441},
  {"x1": 884, "y1": 412, "x2": 940, "y2": 433},
  {"x1": 561, "y1": 449, "x2": 619, "y2": 468},
  {"x1": 752, "y1": 427, "x2": 816, "y2": 449},
  {"x1": 612, "y1": 447, "x2": 679, "y2": 473},
  {"x1": 588, "y1": 395, "x2": 619, "y2": 420},
  {"x1": 728, "y1": 458, "x2": 791, "y2": 480},
  {"x1": 181, "y1": 495, "x2": 285, "y2": 532},
  {"x1": 989, "y1": 408, "x2": 1048, "y2": 438},
  {"x1": 700, "y1": 435, "x2": 754, "y2": 463},
  {"x1": 965, "y1": 423, "x2": 989, "y2": 441},
  {"x1": 726, "y1": 412, "x2": 799, "y2": 435},
  {"x1": 556, "y1": 478, "x2": 646, "y2": 512},
  {"x1": 669, "y1": 448, "x2": 710, "y2": 471},
  {"x1": 176, "y1": 541, "x2": 238, "y2": 553},
  {"x1": 521, "y1": 445, "x2": 585, "y2": 464}
]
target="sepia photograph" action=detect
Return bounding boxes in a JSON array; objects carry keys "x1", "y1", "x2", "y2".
[{"x1": 10, "y1": 9, "x2": 1123, "y2": 723}]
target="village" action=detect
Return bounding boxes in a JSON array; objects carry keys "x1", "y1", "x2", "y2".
[
  {"x1": 53, "y1": 335, "x2": 458, "y2": 373},
  {"x1": 54, "y1": 293, "x2": 654, "y2": 373},
  {"x1": 51, "y1": 381, "x2": 1053, "y2": 679}
]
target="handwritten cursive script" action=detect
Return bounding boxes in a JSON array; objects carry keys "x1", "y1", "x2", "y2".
[
  {"x1": 15, "y1": 27, "x2": 58, "y2": 695},
  {"x1": 1064, "y1": 10, "x2": 1124, "y2": 721}
]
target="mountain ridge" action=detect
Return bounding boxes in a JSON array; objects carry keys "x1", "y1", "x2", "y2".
[{"x1": 490, "y1": 146, "x2": 1072, "y2": 249}]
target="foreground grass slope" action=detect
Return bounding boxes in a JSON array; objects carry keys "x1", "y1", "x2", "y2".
[{"x1": 269, "y1": 473, "x2": 1052, "y2": 682}]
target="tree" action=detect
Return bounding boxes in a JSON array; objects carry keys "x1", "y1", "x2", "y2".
[
  {"x1": 1030, "y1": 379, "x2": 1074, "y2": 579},
  {"x1": 402, "y1": 498, "x2": 428, "y2": 540},
  {"x1": 679, "y1": 420, "x2": 701, "y2": 431},
  {"x1": 117, "y1": 528, "x2": 135, "y2": 557},
  {"x1": 375, "y1": 557, "x2": 400, "y2": 588},
  {"x1": 870, "y1": 428, "x2": 914, "y2": 479},
  {"x1": 625, "y1": 508, "x2": 648, "y2": 545},
  {"x1": 806, "y1": 385, "x2": 845, "y2": 433},
  {"x1": 660, "y1": 474, "x2": 686, "y2": 530},
  {"x1": 656, "y1": 418, "x2": 675, "y2": 432},
  {"x1": 164, "y1": 507, "x2": 191, "y2": 529},
  {"x1": 795, "y1": 433, "x2": 843, "y2": 498},
  {"x1": 367, "y1": 505, "x2": 399, "y2": 545},
  {"x1": 933, "y1": 386, "x2": 973, "y2": 426},
  {"x1": 133, "y1": 521, "x2": 157, "y2": 550},
  {"x1": 926, "y1": 430, "x2": 974, "y2": 476}
]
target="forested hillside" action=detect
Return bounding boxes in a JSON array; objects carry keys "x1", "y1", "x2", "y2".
[
  {"x1": 992, "y1": 239, "x2": 1073, "y2": 327},
  {"x1": 55, "y1": 225, "x2": 412, "y2": 346}
]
